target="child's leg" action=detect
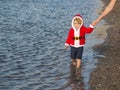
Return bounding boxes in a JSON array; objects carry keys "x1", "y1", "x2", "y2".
[
  {"x1": 70, "y1": 46, "x2": 77, "y2": 66},
  {"x1": 75, "y1": 59, "x2": 82, "y2": 80},
  {"x1": 70, "y1": 60, "x2": 76, "y2": 79},
  {"x1": 76, "y1": 47, "x2": 83, "y2": 68},
  {"x1": 76, "y1": 59, "x2": 81, "y2": 68},
  {"x1": 72, "y1": 59, "x2": 76, "y2": 66}
]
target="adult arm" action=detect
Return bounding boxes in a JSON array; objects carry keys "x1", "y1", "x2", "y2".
[{"x1": 92, "y1": 0, "x2": 117, "y2": 26}]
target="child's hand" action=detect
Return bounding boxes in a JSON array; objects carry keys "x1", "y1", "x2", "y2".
[{"x1": 64, "y1": 45, "x2": 69, "y2": 49}]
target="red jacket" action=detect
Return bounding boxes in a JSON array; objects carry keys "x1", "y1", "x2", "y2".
[{"x1": 65, "y1": 14, "x2": 94, "y2": 47}]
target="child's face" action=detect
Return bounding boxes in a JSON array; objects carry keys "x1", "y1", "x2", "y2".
[{"x1": 73, "y1": 20, "x2": 81, "y2": 30}]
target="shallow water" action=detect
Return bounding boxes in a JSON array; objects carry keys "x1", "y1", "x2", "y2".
[{"x1": 0, "y1": 0, "x2": 103, "y2": 90}]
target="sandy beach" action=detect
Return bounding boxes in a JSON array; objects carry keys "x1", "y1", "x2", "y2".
[{"x1": 89, "y1": 0, "x2": 120, "y2": 90}]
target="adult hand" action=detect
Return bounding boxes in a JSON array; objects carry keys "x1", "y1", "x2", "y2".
[
  {"x1": 91, "y1": 19, "x2": 100, "y2": 26},
  {"x1": 92, "y1": 0, "x2": 117, "y2": 26}
]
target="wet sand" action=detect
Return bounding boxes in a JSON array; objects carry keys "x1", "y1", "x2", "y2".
[{"x1": 89, "y1": 0, "x2": 120, "y2": 90}]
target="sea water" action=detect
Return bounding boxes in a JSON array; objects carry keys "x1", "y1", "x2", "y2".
[{"x1": 0, "y1": 0, "x2": 104, "y2": 90}]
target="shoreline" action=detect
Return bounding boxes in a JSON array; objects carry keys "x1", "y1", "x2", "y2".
[{"x1": 89, "y1": 0, "x2": 120, "y2": 90}]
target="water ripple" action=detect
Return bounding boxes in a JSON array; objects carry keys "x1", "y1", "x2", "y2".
[{"x1": 0, "y1": 0, "x2": 102, "y2": 90}]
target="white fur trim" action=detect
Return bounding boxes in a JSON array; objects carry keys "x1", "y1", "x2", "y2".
[
  {"x1": 89, "y1": 24, "x2": 94, "y2": 28},
  {"x1": 70, "y1": 44, "x2": 85, "y2": 47},
  {"x1": 72, "y1": 16, "x2": 83, "y2": 30},
  {"x1": 65, "y1": 43, "x2": 69, "y2": 46}
]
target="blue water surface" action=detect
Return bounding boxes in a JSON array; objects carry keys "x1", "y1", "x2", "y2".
[{"x1": 0, "y1": 0, "x2": 103, "y2": 90}]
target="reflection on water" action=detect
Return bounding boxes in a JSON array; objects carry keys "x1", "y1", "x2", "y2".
[
  {"x1": 0, "y1": 0, "x2": 103, "y2": 90},
  {"x1": 55, "y1": 64, "x2": 85, "y2": 90}
]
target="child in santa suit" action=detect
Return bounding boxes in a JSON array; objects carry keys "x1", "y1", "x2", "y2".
[{"x1": 64, "y1": 14, "x2": 94, "y2": 79}]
